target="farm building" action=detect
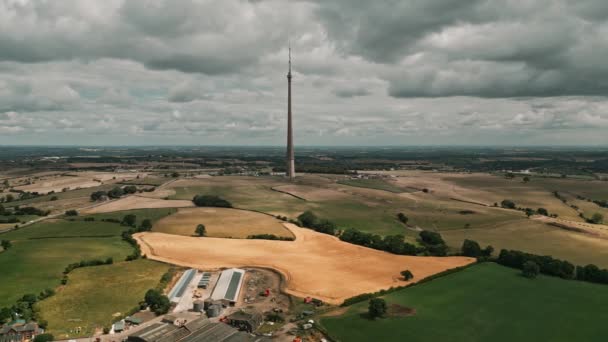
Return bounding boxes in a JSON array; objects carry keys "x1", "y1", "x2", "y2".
[
  {"x1": 126, "y1": 317, "x2": 267, "y2": 342},
  {"x1": 226, "y1": 311, "x2": 263, "y2": 333},
  {"x1": 0, "y1": 320, "x2": 44, "y2": 342},
  {"x1": 168, "y1": 269, "x2": 197, "y2": 303},
  {"x1": 211, "y1": 268, "x2": 245, "y2": 306}
]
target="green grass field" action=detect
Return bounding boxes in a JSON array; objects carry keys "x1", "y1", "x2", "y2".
[
  {"x1": 38, "y1": 259, "x2": 169, "y2": 338},
  {"x1": 1, "y1": 220, "x2": 128, "y2": 240},
  {"x1": 0, "y1": 237, "x2": 131, "y2": 307},
  {"x1": 321, "y1": 263, "x2": 608, "y2": 342},
  {"x1": 337, "y1": 179, "x2": 414, "y2": 193},
  {"x1": 80, "y1": 208, "x2": 177, "y2": 224},
  {"x1": 0, "y1": 208, "x2": 175, "y2": 308}
]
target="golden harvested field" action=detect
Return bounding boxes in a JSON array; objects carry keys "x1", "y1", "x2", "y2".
[
  {"x1": 442, "y1": 218, "x2": 608, "y2": 268},
  {"x1": 82, "y1": 196, "x2": 194, "y2": 214},
  {"x1": 13, "y1": 172, "x2": 146, "y2": 194},
  {"x1": 135, "y1": 224, "x2": 475, "y2": 304},
  {"x1": 153, "y1": 207, "x2": 293, "y2": 238}
]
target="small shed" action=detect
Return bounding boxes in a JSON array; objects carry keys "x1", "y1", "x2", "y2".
[
  {"x1": 125, "y1": 316, "x2": 143, "y2": 325},
  {"x1": 226, "y1": 310, "x2": 263, "y2": 333},
  {"x1": 113, "y1": 321, "x2": 125, "y2": 332}
]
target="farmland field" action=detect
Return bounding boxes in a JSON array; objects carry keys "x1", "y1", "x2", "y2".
[
  {"x1": 0, "y1": 208, "x2": 175, "y2": 307},
  {"x1": 338, "y1": 178, "x2": 415, "y2": 193},
  {"x1": 153, "y1": 207, "x2": 293, "y2": 238},
  {"x1": 135, "y1": 224, "x2": 475, "y2": 304},
  {"x1": 321, "y1": 263, "x2": 608, "y2": 342},
  {"x1": 0, "y1": 237, "x2": 131, "y2": 307},
  {"x1": 441, "y1": 219, "x2": 608, "y2": 268},
  {"x1": 37, "y1": 259, "x2": 169, "y2": 338}
]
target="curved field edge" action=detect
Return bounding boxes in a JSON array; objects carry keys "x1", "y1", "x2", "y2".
[
  {"x1": 134, "y1": 224, "x2": 475, "y2": 305},
  {"x1": 320, "y1": 263, "x2": 608, "y2": 342}
]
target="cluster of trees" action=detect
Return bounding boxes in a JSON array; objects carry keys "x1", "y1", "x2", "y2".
[
  {"x1": 497, "y1": 249, "x2": 575, "y2": 279},
  {"x1": 587, "y1": 213, "x2": 604, "y2": 224},
  {"x1": 144, "y1": 289, "x2": 171, "y2": 315},
  {"x1": 419, "y1": 230, "x2": 448, "y2": 256},
  {"x1": 33, "y1": 334, "x2": 54, "y2": 342},
  {"x1": 497, "y1": 249, "x2": 608, "y2": 285},
  {"x1": 122, "y1": 214, "x2": 137, "y2": 227},
  {"x1": 0, "y1": 291, "x2": 55, "y2": 327},
  {"x1": 575, "y1": 264, "x2": 608, "y2": 284},
  {"x1": 119, "y1": 214, "x2": 154, "y2": 261},
  {"x1": 339, "y1": 228, "x2": 417, "y2": 255},
  {"x1": 12, "y1": 206, "x2": 49, "y2": 216},
  {"x1": 500, "y1": 199, "x2": 559, "y2": 218},
  {"x1": 247, "y1": 234, "x2": 294, "y2": 241},
  {"x1": 522, "y1": 261, "x2": 540, "y2": 279},
  {"x1": 297, "y1": 211, "x2": 336, "y2": 235},
  {"x1": 90, "y1": 185, "x2": 140, "y2": 202},
  {"x1": 500, "y1": 199, "x2": 516, "y2": 209},
  {"x1": 461, "y1": 239, "x2": 494, "y2": 258},
  {"x1": 64, "y1": 210, "x2": 78, "y2": 216},
  {"x1": 90, "y1": 190, "x2": 108, "y2": 201},
  {"x1": 192, "y1": 194, "x2": 232, "y2": 208}
]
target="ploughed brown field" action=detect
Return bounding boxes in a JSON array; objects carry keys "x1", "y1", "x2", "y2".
[{"x1": 135, "y1": 224, "x2": 475, "y2": 304}]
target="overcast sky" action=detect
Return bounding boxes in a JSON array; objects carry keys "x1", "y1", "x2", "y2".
[{"x1": 1, "y1": 0, "x2": 608, "y2": 146}]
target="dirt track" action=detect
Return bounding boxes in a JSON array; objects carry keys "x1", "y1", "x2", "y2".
[{"x1": 135, "y1": 224, "x2": 475, "y2": 304}]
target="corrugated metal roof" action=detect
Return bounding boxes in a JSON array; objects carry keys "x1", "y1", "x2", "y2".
[{"x1": 211, "y1": 268, "x2": 245, "y2": 302}]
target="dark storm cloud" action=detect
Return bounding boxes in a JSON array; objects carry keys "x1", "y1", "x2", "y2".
[
  {"x1": 313, "y1": 0, "x2": 608, "y2": 98},
  {"x1": 0, "y1": 0, "x2": 289, "y2": 75},
  {"x1": 0, "y1": 0, "x2": 607, "y2": 145}
]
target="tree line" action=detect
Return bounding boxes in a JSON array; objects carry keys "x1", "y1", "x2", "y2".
[
  {"x1": 496, "y1": 249, "x2": 608, "y2": 285},
  {"x1": 192, "y1": 194, "x2": 232, "y2": 208}
]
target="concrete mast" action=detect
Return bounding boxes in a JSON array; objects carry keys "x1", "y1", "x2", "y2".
[{"x1": 286, "y1": 45, "x2": 295, "y2": 180}]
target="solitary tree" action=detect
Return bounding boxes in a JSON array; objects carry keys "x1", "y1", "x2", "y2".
[
  {"x1": 368, "y1": 298, "x2": 387, "y2": 319},
  {"x1": 196, "y1": 224, "x2": 206, "y2": 237},
  {"x1": 401, "y1": 270, "x2": 414, "y2": 281},
  {"x1": 522, "y1": 261, "x2": 540, "y2": 279},
  {"x1": 397, "y1": 213, "x2": 409, "y2": 225},
  {"x1": 461, "y1": 239, "x2": 482, "y2": 257},
  {"x1": 1, "y1": 239, "x2": 11, "y2": 250},
  {"x1": 523, "y1": 176, "x2": 530, "y2": 183}
]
